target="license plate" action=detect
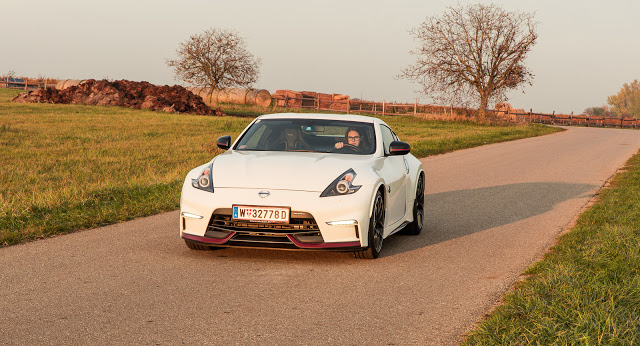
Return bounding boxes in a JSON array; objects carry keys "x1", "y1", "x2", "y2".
[{"x1": 232, "y1": 205, "x2": 290, "y2": 223}]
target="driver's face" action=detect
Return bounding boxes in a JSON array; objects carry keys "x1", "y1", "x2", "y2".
[{"x1": 347, "y1": 130, "x2": 360, "y2": 146}]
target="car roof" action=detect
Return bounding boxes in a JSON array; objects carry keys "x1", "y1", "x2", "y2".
[{"x1": 257, "y1": 112, "x2": 378, "y2": 124}]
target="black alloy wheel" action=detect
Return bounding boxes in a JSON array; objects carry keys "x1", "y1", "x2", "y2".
[{"x1": 354, "y1": 190, "x2": 385, "y2": 259}]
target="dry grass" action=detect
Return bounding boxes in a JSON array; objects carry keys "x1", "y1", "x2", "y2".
[{"x1": 0, "y1": 89, "x2": 250, "y2": 245}]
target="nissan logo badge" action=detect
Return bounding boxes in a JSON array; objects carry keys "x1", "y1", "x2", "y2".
[{"x1": 258, "y1": 190, "x2": 270, "y2": 198}]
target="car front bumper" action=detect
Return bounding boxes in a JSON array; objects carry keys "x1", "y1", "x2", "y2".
[{"x1": 179, "y1": 181, "x2": 375, "y2": 250}]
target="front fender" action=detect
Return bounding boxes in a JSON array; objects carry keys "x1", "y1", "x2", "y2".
[{"x1": 404, "y1": 155, "x2": 424, "y2": 205}]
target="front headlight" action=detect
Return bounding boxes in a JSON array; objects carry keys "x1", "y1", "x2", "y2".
[
  {"x1": 191, "y1": 163, "x2": 214, "y2": 192},
  {"x1": 320, "y1": 168, "x2": 361, "y2": 197}
]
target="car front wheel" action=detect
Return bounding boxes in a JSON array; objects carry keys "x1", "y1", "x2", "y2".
[
  {"x1": 402, "y1": 172, "x2": 424, "y2": 235},
  {"x1": 354, "y1": 190, "x2": 385, "y2": 259}
]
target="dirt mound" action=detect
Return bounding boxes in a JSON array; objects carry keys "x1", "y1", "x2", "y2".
[{"x1": 12, "y1": 79, "x2": 222, "y2": 116}]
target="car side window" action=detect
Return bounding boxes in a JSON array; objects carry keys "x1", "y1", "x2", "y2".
[{"x1": 379, "y1": 125, "x2": 395, "y2": 155}]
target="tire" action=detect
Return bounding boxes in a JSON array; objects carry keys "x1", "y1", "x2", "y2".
[
  {"x1": 354, "y1": 190, "x2": 385, "y2": 259},
  {"x1": 402, "y1": 172, "x2": 425, "y2": 235},
  {"x1": 184, "y1": 238, "x2": 219, "y2": 251}
]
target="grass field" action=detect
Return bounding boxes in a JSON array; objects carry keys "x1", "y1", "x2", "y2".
[
  {"x1": 463, "y1": 152, "x2": 640, "y2": 344},
  {"x1": 0, "y1": 88, "x2": 559, "y2": 246}
]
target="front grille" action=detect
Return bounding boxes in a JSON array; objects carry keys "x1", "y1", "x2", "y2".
[
  {"x1": 231, "y1": 234, "x2": 290, "y2": 244},
  {"x1": 190, "y1": 209, "x2": 363, "y2": 251},
  {"x1": 200, "y1": 208, "x2": 327, "y2": 248},
  {"x1": 207, "y1": 208, "x2": 320, "y2": 235}
]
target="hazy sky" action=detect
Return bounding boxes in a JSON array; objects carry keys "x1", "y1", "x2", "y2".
[{"x1": 2, "y1": 0, "x2": 639, "y2": 113}]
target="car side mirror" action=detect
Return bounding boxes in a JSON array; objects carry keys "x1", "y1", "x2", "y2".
[
  {"x1": 217, "y1": 135, "x2": 231, "y2": 150},
  {"x1": 388, "y1": 140, "x2": 411, "y2": 156}
]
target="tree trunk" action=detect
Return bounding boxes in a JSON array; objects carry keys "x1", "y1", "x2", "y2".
[{"x1": 478, "y1": 92, "x2": 489, "y2": 119}]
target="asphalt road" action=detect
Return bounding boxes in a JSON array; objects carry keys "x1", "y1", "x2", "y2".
[{"x1": 2, "y1": 126, "x2": 640, "y2": 345}]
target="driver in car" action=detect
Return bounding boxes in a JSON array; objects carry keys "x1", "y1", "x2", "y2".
[{"x1": 334, "y1": 128, "x2": 362, "y2": 151}]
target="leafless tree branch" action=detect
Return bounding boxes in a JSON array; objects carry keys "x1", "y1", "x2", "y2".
[
  {"x1": 399, "y1": 4, "x2": 538, "y2": 115},
  {"x1": 166, "y1": 28, "x2": 261, "y2": 89}
]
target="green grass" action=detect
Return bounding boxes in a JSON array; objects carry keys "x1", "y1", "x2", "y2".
[
  {"x1": 463, "y1": 152, "x2": 640, "y2": 344},
  {"x1": 0, "y1": 88, "x2": 559, "y2": 246}
]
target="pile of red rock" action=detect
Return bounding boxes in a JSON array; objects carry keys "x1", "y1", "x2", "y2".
[{"x1": 12, "y1": 79, "x2": 222, "y2": 116}]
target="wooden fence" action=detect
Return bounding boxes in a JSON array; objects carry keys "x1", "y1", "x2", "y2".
[
  {"x1": 271, "y1": 95, "x2": 639, "y2": 128},
  {"x1": 3, "y1": 81, "x2": 637, "y2": 128},
  {"x1": 0, "y1": 77, "x2": 56, "y2": 90},
  {"x1": 509, "y1": 112, "x2": 639, "y2": 128},
  {"x1": 272, "y1": 95, "x2": 467, "y2": 116}
]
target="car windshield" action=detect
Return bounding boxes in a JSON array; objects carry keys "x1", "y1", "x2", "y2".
[{"x1": 234, "y1": 119, "x2": 376, "y2": 155}]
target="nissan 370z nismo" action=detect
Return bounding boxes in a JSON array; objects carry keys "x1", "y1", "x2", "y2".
[{"x1": 179, "y1": 113, "x2": 425, "y2": 259}]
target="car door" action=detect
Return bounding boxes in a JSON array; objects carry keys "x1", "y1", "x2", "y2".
[{"x1": 378, "y1": 124, "x2": 407, "y2": 229}]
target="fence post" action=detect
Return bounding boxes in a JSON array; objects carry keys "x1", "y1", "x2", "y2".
[
  {"x1": 382, "y1": 100, "x2": 385, "y2": 116},
  {"x1": 346, "y1": 98, "x2": 350, "y2": 114},
  {"x1": 414, "y1": 98, "x2": 417, "y2": 116}
]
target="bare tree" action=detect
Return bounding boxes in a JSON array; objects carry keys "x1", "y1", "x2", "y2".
[
  {"x1": 167, "y1": 28, "x2": 261, "y2": 89},
  {"x1": 399, "y1": 4, "x2": 538, "y2": 116}
]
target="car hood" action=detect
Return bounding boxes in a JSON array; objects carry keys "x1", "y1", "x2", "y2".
[{"x1": 211, "y1": 151, "x2": 372, "y2": 192}]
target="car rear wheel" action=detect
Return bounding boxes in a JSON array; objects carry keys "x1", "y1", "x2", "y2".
[
  {"x1": 354, "y1": 190, "x2": 385, "y2": 259},
  {"x1": 184, "y1": 239, "x2": 219, "y2": 251},
  {"x1": 402, "y1": 172, "x2": 424, "y2": 235}
]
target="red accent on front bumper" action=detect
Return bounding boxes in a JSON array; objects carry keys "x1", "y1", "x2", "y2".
[
  {"x1": 286, "y1": 235, "x2": 361, "y2": 249},
  {"x1": 182, "y1": 232, "x2": 234, "y2": 244}
]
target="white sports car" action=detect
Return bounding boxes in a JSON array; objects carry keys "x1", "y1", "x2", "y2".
[{"x1": 180, "y1": 113, "x2": 425, "y2": 259}]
